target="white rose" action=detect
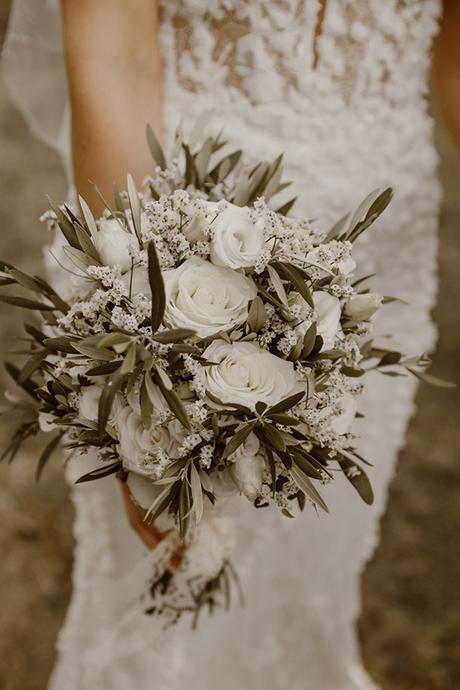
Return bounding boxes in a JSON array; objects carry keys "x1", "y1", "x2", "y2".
[
  {"x1": 344, "y1": 292, "x2": 383, "y2": 321},
  {"x1": 313, "y1": 291, "x2": 342, "y2": 350},
  {"x1": 231, "y1": 453, "x2": 265, "y2": 500},
  {"x1": 208, "y1": 201, "x2": 265, "y2": 269},
  {"x1": 78, "y1": 385, "x2": 101, "y2": 421},
  {"x1": 94, "y1": 218, "x2": 133, "y2": 271},
  {"x1": 114, "y1": 406, "x2": 181, "y2": 476},
  {"x1": 330, "y1": 393, "x2": 357, "y2": 435},
  {"x1": 163, "y1": 257, "x2": 257, "y2": 338},
  {"x1": 203, "y1": 340, "x2": 301, "y2": 410}
]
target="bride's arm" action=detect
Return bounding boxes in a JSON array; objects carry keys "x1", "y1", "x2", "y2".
[
  {"x1": 60, "y1": 0, "x2": 175, "y2": 555},
  {"x1": 61, "y1": 0, "x2": 163, "y2": 211},
  {"x1": 434, "y1": 1, "x2": 460, "y2": 148}
]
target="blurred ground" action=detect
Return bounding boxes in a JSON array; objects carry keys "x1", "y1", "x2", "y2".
[{"x1": 0, "y1": 5, "x2": 459, "y2": 690}]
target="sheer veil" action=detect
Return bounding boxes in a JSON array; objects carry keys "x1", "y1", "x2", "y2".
[{"x1": 3, "y1": 0, "x2": 71, "y2": 176}]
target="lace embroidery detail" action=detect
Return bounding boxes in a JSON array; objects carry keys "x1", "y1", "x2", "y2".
[{"x1": 160, "y1": 0, "x2": 440, "y2": 108}]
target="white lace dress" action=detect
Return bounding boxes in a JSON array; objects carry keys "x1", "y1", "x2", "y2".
[{"x1": 3, "y1": 1, "x2": 442, "y2": 689}]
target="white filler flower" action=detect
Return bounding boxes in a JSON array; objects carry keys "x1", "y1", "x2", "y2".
[
  {"x1": 207, "y1": 201, "x2": 265, "y2": 269},
  {"x1": 203, "y1": 340, "x2": 301, "y2": 409},
  {"x1": 163, "y1": 256, "x2": 257, "y2": 338}
]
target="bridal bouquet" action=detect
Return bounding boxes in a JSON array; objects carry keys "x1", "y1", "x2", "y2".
[{"x1": 0, "y1": 127, "x2": 446, "y2": 623}]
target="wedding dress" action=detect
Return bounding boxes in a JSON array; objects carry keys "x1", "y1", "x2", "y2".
[{"x1": 3, "y1": 1, "x2": 442, "y2": 689}]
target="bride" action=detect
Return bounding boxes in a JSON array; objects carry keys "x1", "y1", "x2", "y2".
[{"x1": 3, "y1": 1, "x2": 459, "y2": 688}]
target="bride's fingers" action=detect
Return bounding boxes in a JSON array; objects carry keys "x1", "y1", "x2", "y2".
[
  {"x1": 168, "y1": 543, "x2": 186, "y2": 572},
  {"x1": 119, "y1": 480, "x2": 165, "y2": 548},
  {"x1": 119, "y1": 479, "x2": 186, "y2": 568}
]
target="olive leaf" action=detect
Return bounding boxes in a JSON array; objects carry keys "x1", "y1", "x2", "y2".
[
  {"x1": 275, "y1": 197, "x2": 297, "y2": 216},
  {"x1": 48, "y1": 201, "x2": 80, "y2": 249},
  {"x1": 86, "y1": 361, "x2": 121, "y2": 377},
  {"x1": 127, "y1": 174, "x2": 142, "y2": 245},
  {"x1": 266, "y1": 391, "x2": 305, "y2": 415},
  {"x1": 343, "y1": 187, "x2": 393, "y2": 242},
  {"x1": 248, "y1": 296, "x2": 267, "y2": 332},
  {"x1": 267, "y1": 264, "x2": 289, "y2": 308},
  {"x1": 63, "y1": 246, "x2": 93, "y2": 272},
  {"x1": 155, "y1": 369, "x2": 191, "y2": 430},
  {"x1": 73, "y1": 343, "x2": 115, "y2": 361},
  {"x1": 259, "y1": 424, "x2": 286, "y2": 452},
  {"x1": 222, "y1": 422, "x2": 256, "y2": 459},
  {"x1": 190, "y1": 462, "x2": 204, "y2": 525},
  {"x1": 300, "y1": 322, "x2": 317, "y2": 359},
  {"x1": 195, "y1": 137, "x2": 214, "y2": 184},
  {"x1": 291, "y1": 451, "x2": 323, "y2": 481},
  {"x1": 406, "y1": 367, "x2": 456, "y2": 388},
  {"x1": 43, "y1": 335, "x2": 76, "y2": 354},
  {"x1": 74, "y1": 226, "x2": 100, "y2": 263},
  {"x1": 179, "y1": 477, "x2": 191, "y2": 539},
  {"x1": 338, "y1": 456, "x2": 374, "y2": 505},
  {"x1": 18, "y1": 350, "x2": 49, "y2": 384},
  {"x1": 97, "y1": 374, "x2": 125, "y2": 433},
  {"x1": 75, "y1": 461, "x2": 122, "y2": 484},
  {"x1": 79, "y1": 196, "x2": 99, "y2": 243},
  {"x1": 35, "y1": 432, "x2": 63, "y2": 482},
  {"x1": 271, "y1": 261, "x2": 314, "y2": 309},
  {"x1": 147, "y1": 241, "x2": 166, "y2": 334},
  {"x1": 146, "y1": 124, "x2": 167, "y2": 170},
  {"x1": 0, "y1": 295, "x2": 54, "y2": 311},
  {"x1": 153, "y1": 328, "x2": 195, "y2": 344},
  {"x1": 290, "y1": 465, "x2": 328, "y2": 512},
  {"x1": 119, "y1": 342, "x2": 137, "y2": 375}
]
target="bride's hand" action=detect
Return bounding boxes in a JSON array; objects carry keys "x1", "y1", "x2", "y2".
[{"x1": 119, "y1": 481, "x2": 183, "y2": 572}]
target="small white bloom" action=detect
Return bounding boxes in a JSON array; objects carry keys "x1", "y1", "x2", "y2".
[
  {"x1": 94, "y1": 218, "x2": 133, "y2": 271},
  {"x1": 307, "y1": 242, "x2": 356, "y2": 276},
  {"x1": 207, "y1": 201, "x2": 265, "y2": 269},
  {"x1": 344, "y1": 293, "x2": 383, "y2": 321},
  {"x1": 203, "y1": 340, "x2": 302, "y2": 410},
  {"x1": 163, "y1": 256, "x2": 257, "y2": 338},
  {"x1": 231, "y1": 453, "x2": 265, "y2": 500},
  {"x1": 313, "y1": 291, "x2": 342, "y2": 350},
  {"x1": 78, "y1": 385, "x2": 101, "y2": 421}
]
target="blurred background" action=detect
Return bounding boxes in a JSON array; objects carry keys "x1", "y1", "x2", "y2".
[{"x1": 0, "y1": 4, "x2": 459, "y2": 690}]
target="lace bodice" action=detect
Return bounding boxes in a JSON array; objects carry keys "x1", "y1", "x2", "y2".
[
  {"x1": 3, "y1": 2, "x2": 442, "y2": 689},
  {"x1": 161, "y1": 0, "x2": 437, "y2": 110}
]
